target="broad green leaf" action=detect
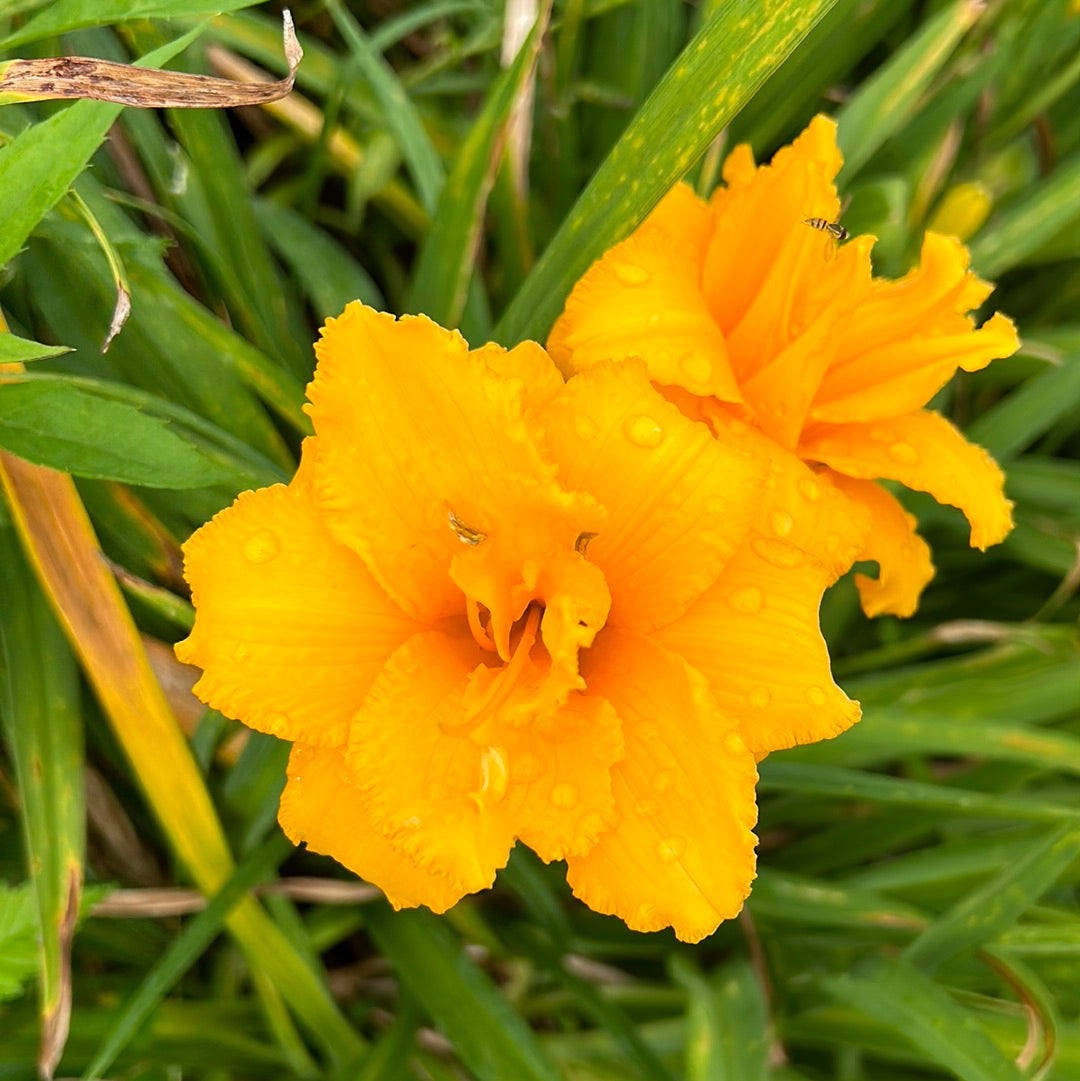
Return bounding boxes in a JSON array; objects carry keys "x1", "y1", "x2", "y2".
[
  {"x1": 0, "y1": 24, "x2": 206, "y2": 270},
  {"x1": 0, "y1": 521, "x2": 84, "y2": 1075},
  {"x1": 0, "y1": 883, "x2": 38, "y2": 1002},
  {"x1": 671, "y1": 957, "x2": 770, "y2": 1081},
  {"x1": 835, "y1": 0, "x2": 983, "y2": 182},
  {"x1": 405, "y1": 10, "x2": 548, "y2": 326},
  {"x1": 365, "y1": 906, "x2": 563, "y2": 1081},
  {"x1": 822, "y1": 955, "x2": 1024, "y2": 1081},
  {"x1": 0, "y1": 380, "x2": 233, "y2": 488},
  {"x1": 0, "y1": 333, "x2": 72, "y2": 364},
  {"x1": 904, "y1": 824, "x2": 1080, "y2": 973},
  {"x1": 0, "y1": 1, "x2": 261, "y2": 49},
  {"x1": 496, "y1": 0, "x2": 841, "y2": 345}
]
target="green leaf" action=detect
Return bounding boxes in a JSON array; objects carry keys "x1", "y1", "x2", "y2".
[
  {"x1": 405, "y1": 11, "x2": 547, "y2": 326},
  {"x1": 496, "y1": 0, "x2": 841, "y2": 346},
  {"x1": 0, "y1": 332, "x2": 72, "y2": 364},
  {"x1": 0, "y1": 520, "x2": 84, "y2": 1073},
  {"x1": 0, "y1": 24, "x2": 207, "y2": 270},
  {"x1": 671, "y1": 957, "x2": 770, "y2": 1081},
  {"x1": 82, "y1": 834, "x2": 294, "y2": 1081},
  {"x1": 759, "y1": 761, "x2": 1075, "y2": 824},
  {"x1": 835, "y1": 0, "x2": 984, "y2": 182},
  {"x1": 0, "y1": 380, "x2": 232, "y2": 488},
  {"x1": 822, "y1": 955, "x2": 1024, "y2": 1081},
  {"x1": 904, "y1": 824, "x2": 1080, "y2": 973},
  {"x1": 0, "y1": 883, "x2": 38, "y2": 1002},
  {"x1": 0, "y1": 1, "x2": 262, "y2": 48},
  {"x1": 365, "y1": 906, "x2": 563, "y2": 1081}
]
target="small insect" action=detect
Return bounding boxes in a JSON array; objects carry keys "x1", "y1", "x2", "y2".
[{"x1": 803, "y1": 216, "x2": 849, "y2": 242}]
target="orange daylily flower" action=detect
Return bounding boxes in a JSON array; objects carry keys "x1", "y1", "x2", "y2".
[
  {"x1": 549, "y1": 115, "x2": 1020, "y2": 618},
  {"x1": 179, "y1": 303, "x2": 866, "y2": 942}
]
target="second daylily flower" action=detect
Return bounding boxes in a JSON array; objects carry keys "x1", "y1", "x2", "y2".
[
  {"x1": 178, "y1": 302, "x2": 861, "y2": 941},
  {"x1": 549, "y1": 115, "x2": 1020, "y2": 617}
]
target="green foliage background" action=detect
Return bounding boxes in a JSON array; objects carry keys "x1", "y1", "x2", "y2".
[{"x1": 0, "y1": 1, "x2": 1079, "y2": 1078}]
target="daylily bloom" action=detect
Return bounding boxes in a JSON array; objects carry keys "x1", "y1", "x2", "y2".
[
  {"x1": 549, "y1": 115, "x2": 1020, "y2": 618},
  {"x1": 177, "y1": 303, "x2": 862, "y2": 941}
]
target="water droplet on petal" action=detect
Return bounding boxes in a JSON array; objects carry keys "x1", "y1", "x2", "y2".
[
  {"x1": 769, "y1": 509, "x2": 795, "y2": 537},
  {"x1": 723, "y1": 732, "x2": 747, "y2": 756},
  {"x1": 647, "y1": 312, "x2": 661, "y2": 326},
  {"x1": 233, "y1": 644, "x2": 250, "y2": 663},
  {"x1": 679, "y1": 351, "x2": 712, "y2": 384},
  {"x1": 657, "y1": 836, "x2": 686, "y2": 863},
  {"x1": 748, "y1": 686, "x2": 772, "y2": 709},
  {"x1": 889, "y1": 441, "x2": 919, "y2": 465},
  {"x1": 798, "y1": 477, "x2": 821, "y2": 502},
  {"x1": 653, "y1": 769, "x2": 675, "y2": 793},
  {"x1": 612, "y1": 262, "x2": 651, "y2": 286},
  {"x1": 264, "y1": 711, "x2": 289, "y2": 737},
  {"x1": 635, "y1": 798, "x2": 657, "y2": 816},
  {"x1": 730, "y1": 586, "x2": 764, "y2": 614},
  {"x1": 575, "y1": 415, "x2": 597, "y2": 441},
  {"x1": 402, "y1": 815, "x2": 422, "y2": 831},
  {"x1": 244, "y1": 531, "x2": 280, "y2": 563},
  {"x1": 624, "y1": 414, "x2": 665, "y2": 448},
  {"x1": 752, "y1": 537, "x2": 805, "y2": 568},
  {"x1": 806, "y1": 686, "x2": 827, "y2": 707},
  {"x1": 551, "y1": 783, "x2": 578, "y2": 809}
]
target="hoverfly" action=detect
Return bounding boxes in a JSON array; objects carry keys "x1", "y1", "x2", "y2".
[{"x1": 802, "y1": 216, "x2": 849, "y2": 242}]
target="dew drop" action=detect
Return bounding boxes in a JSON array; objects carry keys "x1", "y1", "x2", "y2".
[
  {"x1": 798, "y1": 477, "x2": 821, "y2": 502},
  {"x1": 679, "y1": 351, "x2": 712, "y2": 384},
  {"x1": 402, "y1": 815, "x2": 422, "y2": 831},
  {"x1": 889, "y1": 441, "x2": 919, "y2": 465},
  {"x1": 624, "y1": 414, "x2": 665, "y2": 448},
  {"x1": 264, "y1": 711, "x2": 289, "y2": 737},
  {"x1": 769, "y1": 509, "x2": 795, "y2": 538},
  {"x1": 612, "y1": 262, "x2": 651, "y2": 286},
  {"x1": 551, "y1": 783, "x2": 578, "y2": 809},
  {"x1": 730, "y1": 585, "x2": 764, "y2": 614},
  {"x1": 575, "y1": 414, "x2": 597, "y2": 441},
  {"x1": 806, "y1": 686, "x2": 827, "y2": 707},
  {"x1": 748, "y1": 686, "x2": 772, "y2": 709},
  {"x1": 723, "y1": 732, "x2": 748, "y2": 756},
  {"x1": 657, "y1": 836, "x2": 686, "y2": 863},
  {"x1": 752, "y1": 537, "x2": 805, "y2": 568},
  {"x1": 653, "y1": 769, "x2": 675, "y2": 794},
  {"x1": 647, "y1": 312, "x2": 661, "y2": 326},
  {"x1": 634, "y1": 798, "x2": 657, "y2": 816},
  {"x1": 243, "y1": 531, "x2": 280, "y2": 564},
  {"x1": 233, "y1": 644, "x2": 250, "y2": 663}
]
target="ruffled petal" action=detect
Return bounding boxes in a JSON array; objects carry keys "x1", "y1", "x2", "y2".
[
  {"x1": 307, "y1": 304, "x2": 560, "y2": 622},
  {"x1": 813, "y1": 233, "x2": 1020, "y2": 422},
  {"x1": 825, "y1": 472, "x2": 935, "y2": 617},
  {"x1": 653, "y1": 541, "x2": 860, "y2": 757},
  {"x1": 474, "y1": 692, "x2": 624, "y2": 864},
  {"x1": 470, "y1": 338, "x2": 565, "y2": 417},
  {"x1": 541, "y1": 360, "x2": 765, "y2": 631},
  {"x1": 703, "y1": 115, "x2": 843, "y2": 344},
  {"x1": 566, "y1": 629, "x2": 758, "y2": 944},
  {"x1": 346, "y1": 629, "x2": 516, "y2": 896},
  {"x1": 547, "y1": 184, "x2": 740, "y2": 401},
  {"x1": 176, "y1": 469, "x2": 421, "y2": 747},
  {"x1": 799, "y1": 409, "x2": 1014, "y2": 549},
  {"x1": 279, "y1": 742, "x2": 466, "y2": 912}
]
